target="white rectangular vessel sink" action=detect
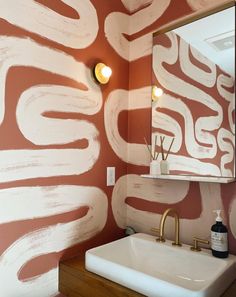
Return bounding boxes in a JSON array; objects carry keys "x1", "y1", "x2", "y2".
[{"x1": 85, "y1": 233, "x2": 236, "y2": 297}]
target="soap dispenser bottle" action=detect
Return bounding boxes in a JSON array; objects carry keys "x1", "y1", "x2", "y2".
[{"x1": 211, "y1": 210, "x2": 228, "y2": 258}]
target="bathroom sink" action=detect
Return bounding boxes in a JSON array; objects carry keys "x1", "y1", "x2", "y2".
[{"x1": 85, "y1": 233, "x2": 236, "y2": 297}]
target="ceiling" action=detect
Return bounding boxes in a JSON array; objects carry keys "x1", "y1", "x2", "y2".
[{"x1": 174, "y1": 6, "x2": 235, "y2": 78}]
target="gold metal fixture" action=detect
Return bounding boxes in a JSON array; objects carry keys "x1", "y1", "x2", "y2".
[
  {"x1": 151, "y1": 227, "x2": 160, "y2": 234},
  {"x1": 156, "y1": 208, "x2": 182, "y2": 246},
  {"x1": 93, "y1": 62, "x2": 112, "y2": 84},
  {"x1": 151, "y1": 227, "x2": 160, "y2": 238},
  {"x1": 190, "y1": 237, "x2": 209, "y2": 252}
]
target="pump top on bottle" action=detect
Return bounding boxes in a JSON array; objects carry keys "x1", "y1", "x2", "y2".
[
  {"x1": 211, "y1": 209, "x2": 228, "y2": 258},
  {"x1": 214, "y1": 210, "x2": 223, "y2": 222}
]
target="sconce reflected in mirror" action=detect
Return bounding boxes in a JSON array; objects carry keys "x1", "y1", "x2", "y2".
[
  {"x1": 93, "y1": 62, "x2": 112, "y2": 84},
  {"x1": 152, "y1": 85, "x2": 163, "y2": 101}
]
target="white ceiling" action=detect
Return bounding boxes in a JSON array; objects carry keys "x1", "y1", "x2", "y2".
[{"x1": 174, "y1": 6, "x2": 235, "y2": 78}]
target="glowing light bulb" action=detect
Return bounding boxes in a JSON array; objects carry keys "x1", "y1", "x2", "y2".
[
  {"x1": 101, "y1": 65, "x2": 112, "y2": 78},
  {"x1": 94, "y1": 63, "x2": 112, "y2": 84},
  {"x1": 152, "y1": 86, "x2": 163, "y2": 101}
]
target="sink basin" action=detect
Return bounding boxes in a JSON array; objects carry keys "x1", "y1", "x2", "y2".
[{"x1": 85, "y1": 233, "x2": 236, "y2": 297}]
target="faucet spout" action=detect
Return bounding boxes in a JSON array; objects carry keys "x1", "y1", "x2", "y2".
[{"x1": 158, "y1": 208, "x2": 181, "y2": 246}]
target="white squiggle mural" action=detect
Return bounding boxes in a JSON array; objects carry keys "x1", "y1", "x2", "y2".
[
  {"x1": 153, "y1": 31, "x2": 222, "y2": 120},
  {"x1": 182, "y1": 182, "x2": 225, "y2": 243},
  {"x1": 104, "y1": 87, "x2": 150, "y2": 166},
  {"x1": 0, "y1": 186, "x2": 108, "y2": 297},
  {"x1": 216, "y1": 74, "x2": 235, "y2": 176},
  {"x1": 16, "y1": 85, "x2": 100, "y2": 145},
  {"x1": 112, "y1": 174, "x2": 190, "y2": 230},
  {"x1": 105, "y1": 0, "x2": 171, "y2": 61},
  {"x1": 6, "y1": 38, "x2": 103, "y2": 181},
  {"x1": 121, "y1": 0, "x2": 153, "y2": 12},
  {"x1": 152, "y1": 99, "x2": 182, "y2": 153},
  {"x1": 217, "y1": 73, "x2": 235, "y2": 134},
  {"x1": 0, "y1": 0, "x2": 98, "y2": 48},
  {"x1": 186, "y1": 0, "x2": 224, "y2": 11},
  {"x1": 152, "y1": 93, "x2": 221, "y2": 175},
  {"x1": 112, "y1": 174, "x2": 224, "y2": 244},
  {"x1": 180, "y1": 42, "x2": 216, "y2": 88},
  {"x1": 0, "y1": 148, "x2": 99, "y2": 182},
  {"x1": 0, "y1": 36, "x2": 102, "y2": 127},
  {"x1": 153, "y1": 32, "x2": 222, "y2": 159},
  {"x1": 163, "y1": 154, "x2": 221, "y2": 175},
  {"x1": 0, "y1": 185, "x2": 106, "y2": 223},
  {"x1": 217, "y1": 128, "x2": 234, "y2": 177},
  {"x1": 0, "y1": 25, "x2": 103, "y2": 297},
  {"x1": 229, "y1": 197, "x2": 236, "y2": 239}
]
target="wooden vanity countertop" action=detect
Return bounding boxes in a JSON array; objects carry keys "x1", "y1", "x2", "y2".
[{"x1": 59, "y1": 255, "x2": 236, "y2": 297}]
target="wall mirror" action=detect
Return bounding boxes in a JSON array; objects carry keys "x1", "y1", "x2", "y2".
[{"x1": 151, "y1": 1, "x2": 235, "y2": 181}]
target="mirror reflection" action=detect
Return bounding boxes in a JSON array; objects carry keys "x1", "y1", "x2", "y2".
[{"x1": 152, "y1": 4, "x2": 235, "y2": 178}]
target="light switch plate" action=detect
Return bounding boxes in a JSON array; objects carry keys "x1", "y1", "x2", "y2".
[{"x1": 107, "y1": 167, "x2": 115, "y2": 186}]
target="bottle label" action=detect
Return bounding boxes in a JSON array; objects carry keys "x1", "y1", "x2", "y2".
[{"x1": 211, "y1": 231, "x2": 228, "y2": 252}]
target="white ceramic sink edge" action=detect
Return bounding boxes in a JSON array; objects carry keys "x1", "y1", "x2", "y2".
[
  {"x1": 86, "y1": 252, "x2": 195, "y2": 297},
  {"x1": 85, "y1": 233, "x2": 236, "y2": 297}
]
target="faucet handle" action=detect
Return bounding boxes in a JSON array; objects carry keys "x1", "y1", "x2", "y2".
[
  {"x1": 151, "y1": 227, "x2": 160, "y2": 234},
  {"x1": 190, "y1": 237, "x2": 209, "y2": 252},
  {"x1": 151, "y1": 227, "x2": 165, "y2": 242},
  {"x1": 151, "y1": 227, "x2": 164, "y2": 242}
]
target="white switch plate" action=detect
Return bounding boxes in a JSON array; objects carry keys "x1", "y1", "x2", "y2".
[{"x1": 107, "y1": 167, "x2": 115, "y2": 186}]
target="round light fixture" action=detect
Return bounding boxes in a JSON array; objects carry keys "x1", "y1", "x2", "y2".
[{"x1": 94, "y1": 63, "x2": 112, "y2": 84}]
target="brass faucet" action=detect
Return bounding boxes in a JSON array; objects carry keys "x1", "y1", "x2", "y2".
[{"x1": 156, "y1": 208, "x2": 182, "y2": 246}]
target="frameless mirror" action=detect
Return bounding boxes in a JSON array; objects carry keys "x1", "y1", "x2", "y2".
[{"x1": 152, "y1": 2, "x2": 235, "y2": 179}]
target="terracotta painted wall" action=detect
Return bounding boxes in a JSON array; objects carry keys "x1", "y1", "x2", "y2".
[
  {"x1": 0, "y1": 1, "x2": 235, "y2": 297},
  {"x1": 0, "y1": 1, "x2": 129, "y2": 296}
]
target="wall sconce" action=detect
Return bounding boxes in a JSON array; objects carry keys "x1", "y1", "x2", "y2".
[
  {"x1": 93, "y1": 63, "x2": 112, "y2": 84},
  {"x1": 152, "y1": 85, "x2": 163, "y2": 101}
]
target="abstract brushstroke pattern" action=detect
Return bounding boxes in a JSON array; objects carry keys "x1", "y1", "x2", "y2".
[
  {"x1": 152, "y1": 31, "x2": 235, "y2": 176},
  {"x1": 121, "y1": 0, "x2": 153, "y2": 12},
  {"x1": 186, "y1": 0, "x2": 224, "y2": 10},
  {"x1": 229, "y1": 198, "x2": 236, "y2": 239},
  {"x1": 0, "y1": 1, "x2": 106, "y2": 296},
  {"x1": 0, "y1": 1, "x2": 236, "y2": 296},
  {"x1": 104, "y1": 87, "x2": 150, "y2": 166},
  {"x1": 0, "y1": 36, "x2": 101, "y2": 126},
  {"x1": 112, "y1": 174, "x2": 190, "y2": 230},
  {"x1": 105, "y1": 0, "x2": 171, "y2": 61},
  {"x1": 0, "y1": 0, "x2": 98, "y2": 48},
  {"x1": 112, "y1": 174, "x2": 224, "y2": 244},
  {"x1": 0, "y1": 186, "x2": 107, "y2": 297}
]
